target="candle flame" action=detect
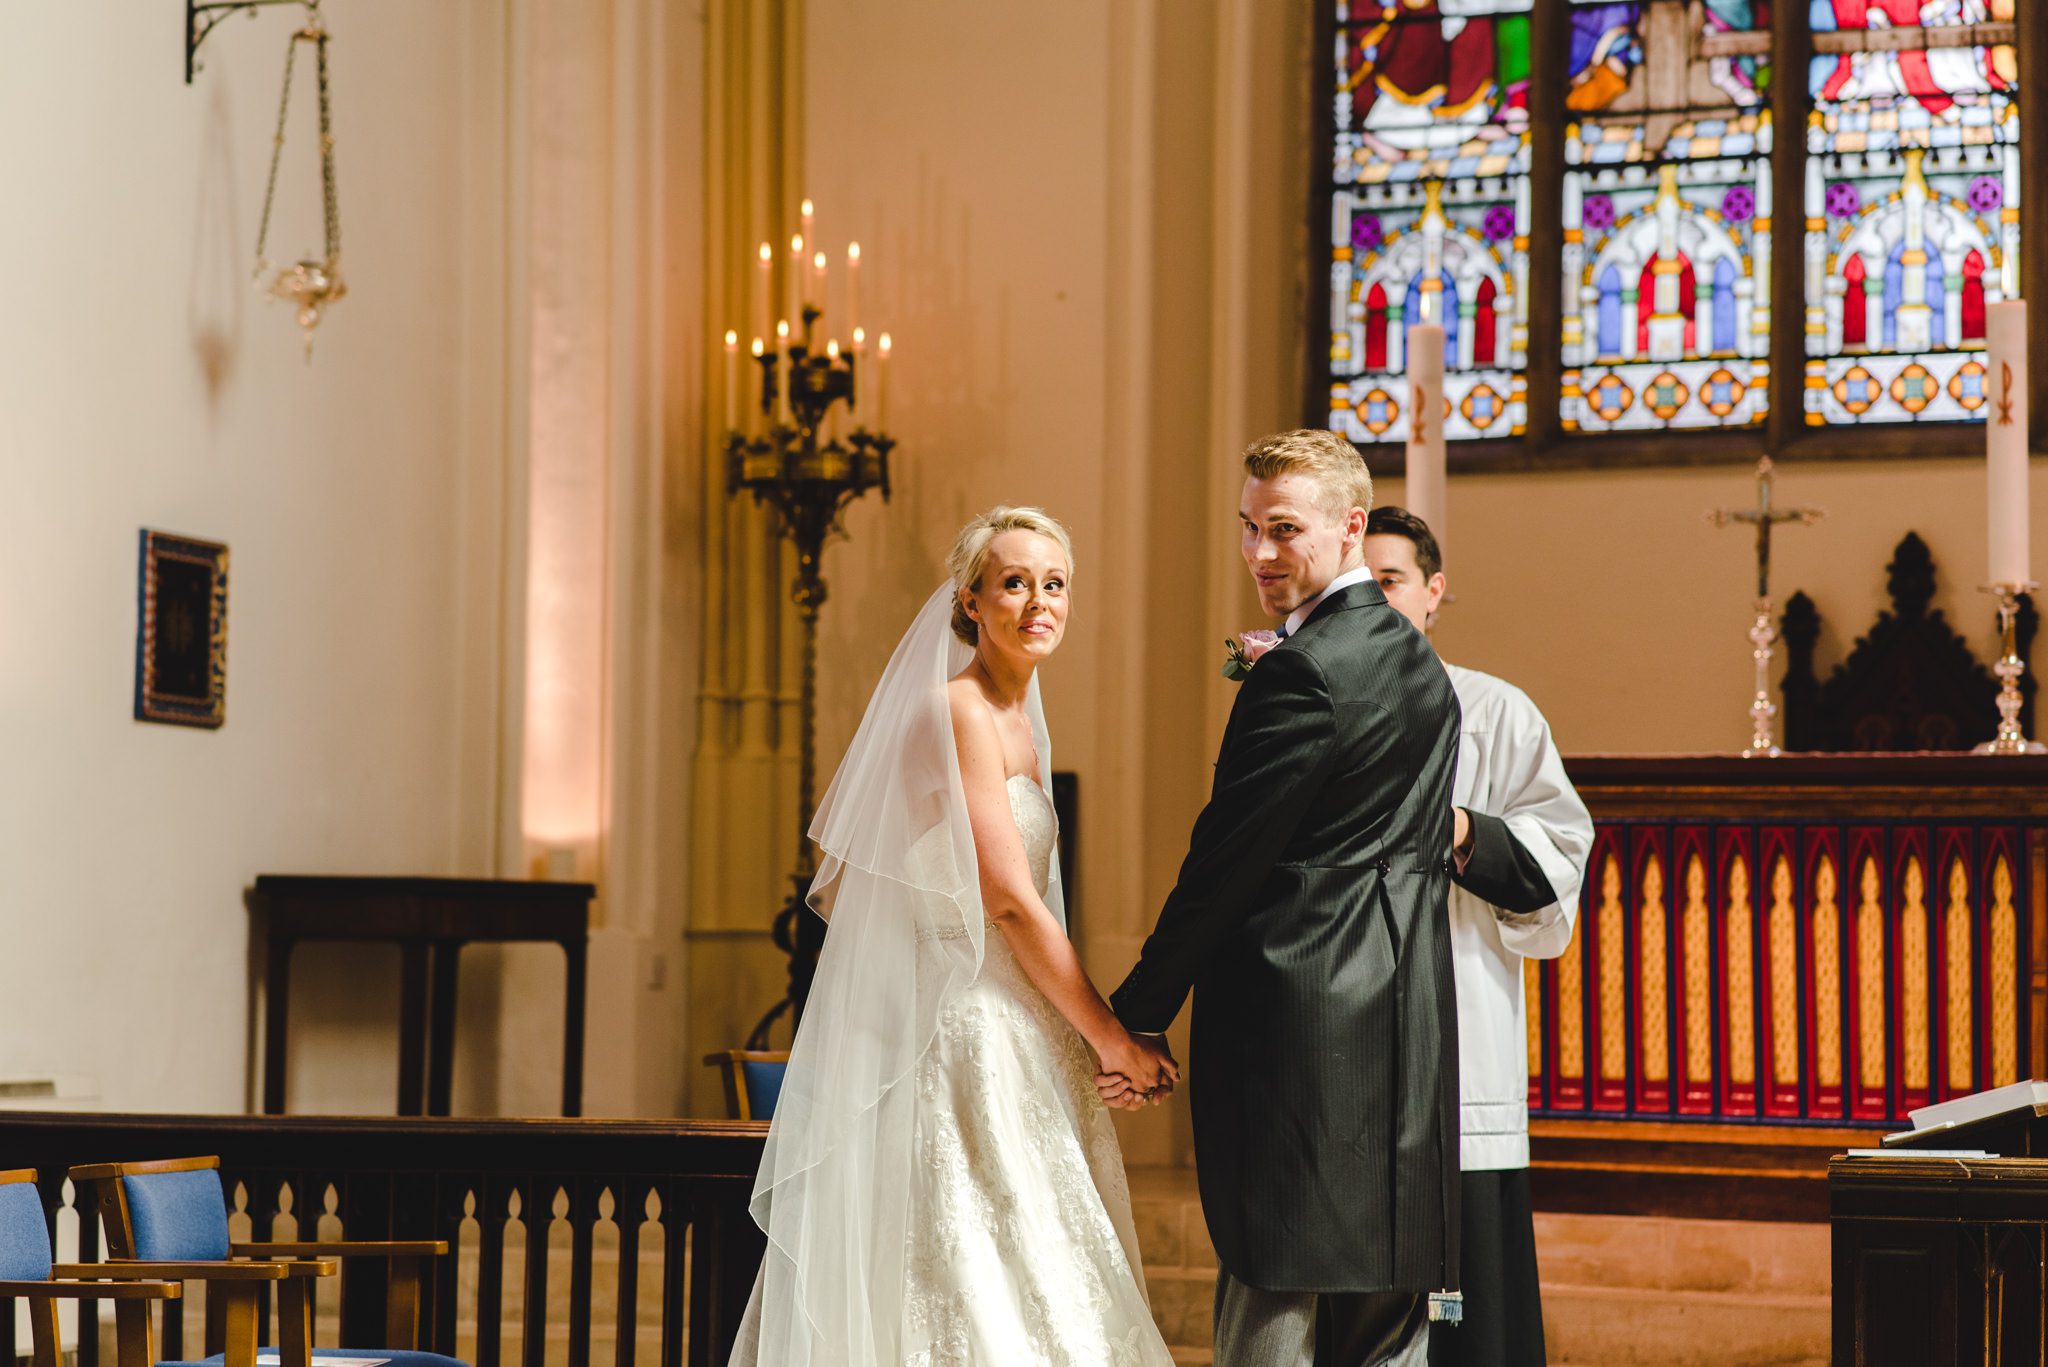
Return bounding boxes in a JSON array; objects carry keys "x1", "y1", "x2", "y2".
[
  {"x1": 852, "y1": 326, "x2": 866, "y2": 344},
  {"x1": 826, "y1": 340, "x2": 841, "y2": 359},
  {"x1": 814, "y1": 250, "x2": 828, "y2": 271},
  {"x1": 776, "y1": 319, "x2": 790, "y2": 340},
  {"x1": 723, "y1": 329, "x2": 738, "y2": 349},
  {"x1": 790, "y1": 234, "x2": 804, "y2": 254},
  {"x1": 751, "y1": 337, "x2": 765, "y2": 357},
  {"x1": 878, "y1": 332, "x2": 893, "y2": 355},
  {"x1": 800, "y1": 197, "x2": 815, "y2": 217},
  {"x1": 847, "y1": 242, "x2": 861, "y2": 262},
  {"x1": 757, "y1": 242, "x2": 772, "y2": 263}
]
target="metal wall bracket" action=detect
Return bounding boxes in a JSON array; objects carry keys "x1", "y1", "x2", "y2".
[{"x1": 185, "y1": 0, "x2": 309, "y2": 83}]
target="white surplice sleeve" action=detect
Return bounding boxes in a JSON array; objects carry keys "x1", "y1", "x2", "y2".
[{"x1": 1455, "y1": 681, "x2": 1594, "y2": 962}]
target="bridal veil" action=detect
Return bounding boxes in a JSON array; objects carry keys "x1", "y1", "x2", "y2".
[{"x1": 733, "y1": 582, "x2": 1063, "y2": 1365}]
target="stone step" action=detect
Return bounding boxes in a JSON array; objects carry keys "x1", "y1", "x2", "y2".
[
  {"x1": 1129, "y1": 1168, "x2": 1834, "y2": 1363},
  {"x1": 1542, "y1": 1283, "x2": 1829, "y2": 1367},
  {"x1": 1534, "y1": 1213, "x2": 1829, "y2": 1298}
]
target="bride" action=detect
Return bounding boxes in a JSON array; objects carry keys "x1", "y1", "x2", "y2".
[{"x1": 730, "y1": 507, "x2": 1180, "y2": 1366}]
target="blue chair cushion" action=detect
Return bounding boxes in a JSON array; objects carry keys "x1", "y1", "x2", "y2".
[
  {"x1": 740, "y1": 1059, "x2": 786, "y2": 1120},
  {"x1": 123, "y1": 1168, "x2": 231, "y2": 1261},
  {"x1": 0, "y1": 1181, "x2": 52, "y2": 1281},
  {"x1": 173, "y1": 1350, "x2": 468, "y2": 1367}
]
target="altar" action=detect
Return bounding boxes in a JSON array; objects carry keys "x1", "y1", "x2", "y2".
[{"x1": 1528, "y1": 754, "x2": 2048, "y2": 1221}]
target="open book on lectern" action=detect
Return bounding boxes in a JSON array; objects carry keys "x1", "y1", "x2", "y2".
[{"x1": 1879, "y1": 1078, "x2": 2048, "y2": 1147}]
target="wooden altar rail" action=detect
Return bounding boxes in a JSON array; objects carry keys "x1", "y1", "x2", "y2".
[
  {"x1": 1521, "y1": 757, "x2": 2048, "y2": 1222},
  {"x1": 0, "y1": 1113, "x2": 766, "y2": 1367}
]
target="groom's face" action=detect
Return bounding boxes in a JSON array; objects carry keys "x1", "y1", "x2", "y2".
[{"x1": 1240, "y1": 473, "x2": 1361, "y2": 619}]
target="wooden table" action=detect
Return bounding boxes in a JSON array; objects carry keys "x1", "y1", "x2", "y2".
[{"x1": 253, "y1": 876, "x2": 595, "y2": 1117}]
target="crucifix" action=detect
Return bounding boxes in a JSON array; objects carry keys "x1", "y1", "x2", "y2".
[{"x1": 1706, "y1": 456, "x2": 1823, "y2": 756}]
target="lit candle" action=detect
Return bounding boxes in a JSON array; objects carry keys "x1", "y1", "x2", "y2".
[
  {"x1": 1404, "y1": 323, "x2": 1448, "y2": 559},
  {"x1": 851, "y1": 326, "x2": 867, "y2": 426},
  {"x1": 776, "y1": 319, "x2": 792, "y2": 425},
  {"x1": 846, "y1": 242, "x2": 861, "y2": 340},
  {"x1": 754, "y1": 242, "x2": 772, "y2": 342},
  {"x1": 723, "y1": 329, "x2": 739, "y2": 434},
  {"x1": 800, "y1": 197, "x2": 815, "y2": 247},
  {"x1": 811, "y1": 250, "x2": 828, "y2": 315},
  {"x1": 750, "y1": 336, "x2": 765, "y2": 432},
  {"x1": 1987, "y1": 299, "x2": 2031, "y2": 586},
  {"x1": 825, "y1": 339, "x2": 845, "y2": 444},
  {"x1": 788, "y1": 235, "x2": 805, "y2": 329},
  {"x1": 876, "y1": 331, "x2": 892, "y2": 431}
]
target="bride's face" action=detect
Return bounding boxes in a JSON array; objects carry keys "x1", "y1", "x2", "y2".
[{"x1": 963, "y1": 530, "x2": 1070, "y2": 666}]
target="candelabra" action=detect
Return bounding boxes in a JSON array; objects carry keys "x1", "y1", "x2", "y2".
[
  {"x1": 1974, "y1": 582, "x2": 2045, "y2": 755},
  {"x1": 726, "y1": 293, "x2": 893, "y2": 1046}
]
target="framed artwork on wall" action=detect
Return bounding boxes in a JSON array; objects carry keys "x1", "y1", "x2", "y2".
[{"x1": 135, "y1": 529, "x2": 229, "y2": 728}]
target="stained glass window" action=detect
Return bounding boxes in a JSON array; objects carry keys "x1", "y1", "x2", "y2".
[
  {"x1": 1318, "y1": 1, "x2": 2029, "y2": 454},
  {"x1": 1559, "y1": 1, "x2": 1773, "y2": 434},
  {"x1": 1328, "y1": 1, "x2": 1533, "y2": 445},
  {"x1": 1806, "y1": 2, "x2": 2019, "y2": 426}
]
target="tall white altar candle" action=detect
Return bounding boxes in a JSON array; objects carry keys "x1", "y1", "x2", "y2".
[
  {"x1": 1404, "y1": 323, "x2": 1448, "y2": 559},
  {"x1": 1987, "y1": 299, "x2": 2031, "y2": 586}
]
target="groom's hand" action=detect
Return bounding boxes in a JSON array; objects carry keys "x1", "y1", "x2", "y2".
[
  {"x1": 1095, "y1": 1072, "x2": 1170, "y2": 1109},
  {"x1": 1096, "y1": 1032, "x2": 1178, "y2": 1108}
]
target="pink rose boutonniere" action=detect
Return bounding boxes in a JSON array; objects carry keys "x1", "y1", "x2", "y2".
[{"x1": 1222, "y1": 629, "x2": 1281, "y2": 681}]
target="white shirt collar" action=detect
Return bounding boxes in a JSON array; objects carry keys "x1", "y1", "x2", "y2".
[{"x1": 1283, "y1": 564, "x2": 1373, "y2": 638}]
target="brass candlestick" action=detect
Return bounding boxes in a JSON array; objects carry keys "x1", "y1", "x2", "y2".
[
  {"x1": 1708, "y1": 458, "x2": 1822, "y2": 758},
  {"x1": 1974, "y1": 582, "x2": 2045, "y2": 755},
  {"x1": 1743, "y1": 598, "x2": 1781, "y2": 759}
]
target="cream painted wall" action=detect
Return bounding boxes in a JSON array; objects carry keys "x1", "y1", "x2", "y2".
[
  {"x1": 0, "y1": 3, "x2": 511, "y2": 1113},
  {"x1": 1397, "y1": 457, "x2": 2047, "y2": 756},
  {"x1": 677, "y1": 0, "x2": 1312, "y2": 1153},
  {"x1": 681, "y1": 0, "x2": 2045, "y2": 1160}
]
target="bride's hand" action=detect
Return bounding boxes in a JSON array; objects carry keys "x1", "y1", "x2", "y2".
[{"x1": 1093, "y1": 1030, "x2": 1179, "y2": 1106}]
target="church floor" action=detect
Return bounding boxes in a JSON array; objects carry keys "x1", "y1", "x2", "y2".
[{"x1": 1127, "y1": 1168, "x2": 1830, "y2": 1367}]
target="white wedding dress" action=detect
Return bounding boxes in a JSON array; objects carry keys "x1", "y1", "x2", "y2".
[
  {"x1": 735, "y1": 774, "x2": 1172, "y2": 1367},
  {"x1": 898, "y1": 776, "x2": 1171, "y2": 1366},
  {"x1": 732, "y1": 584, "x2": 1169, "y2": 1367}
]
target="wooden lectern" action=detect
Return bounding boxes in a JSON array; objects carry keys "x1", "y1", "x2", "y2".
[{"x1": 1831, "y1": 1094, "x2": 2048, "y2": 1366}]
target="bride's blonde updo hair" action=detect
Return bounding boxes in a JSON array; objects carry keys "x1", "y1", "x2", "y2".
[{"x1": 947, "y1": 506, "x2": 1075, "y2": 646}]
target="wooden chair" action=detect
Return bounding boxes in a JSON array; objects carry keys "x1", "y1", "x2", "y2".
[
  {"x1": 701, "y1": 1051, "x2": 789, "y2": 1120},
  {"x1": 69, "y1": 1155, "x2": 459, "y2": 1367},
  {"x1": 0, "y1": 1168, "x2": 184, "y2": 1367}
]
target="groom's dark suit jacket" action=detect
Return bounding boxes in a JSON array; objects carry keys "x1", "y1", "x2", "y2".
[{"x1": 1112, "y1": 578, "x2": 1462, "y2": 1295}]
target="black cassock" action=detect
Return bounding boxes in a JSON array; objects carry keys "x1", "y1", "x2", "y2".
[{"x1": 1112, "y1": 579, "x2": 1462, "y2": 1295}]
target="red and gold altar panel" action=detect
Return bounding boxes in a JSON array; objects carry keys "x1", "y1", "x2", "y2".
[{"x1": 1534, "y1": 757, "x2": 2048, "y2": 1131}]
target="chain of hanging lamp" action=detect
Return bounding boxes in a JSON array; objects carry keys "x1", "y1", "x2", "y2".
[{"x1": 252, "y1": 1, "x2": 345, "y2": 357}]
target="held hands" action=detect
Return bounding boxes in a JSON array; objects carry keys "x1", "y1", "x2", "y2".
[{"x1": 1092, "y1": 1030, "x2": 1180, "y2": 1111}]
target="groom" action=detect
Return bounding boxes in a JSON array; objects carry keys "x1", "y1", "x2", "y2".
[{"x1": 1106, "y1": 429, "x2": 1462, "y2": 1366}]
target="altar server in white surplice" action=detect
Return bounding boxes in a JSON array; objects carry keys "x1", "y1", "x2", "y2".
[{"x1": 1364, "y1": 507, "x2": 1594, "y2": 1367}]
